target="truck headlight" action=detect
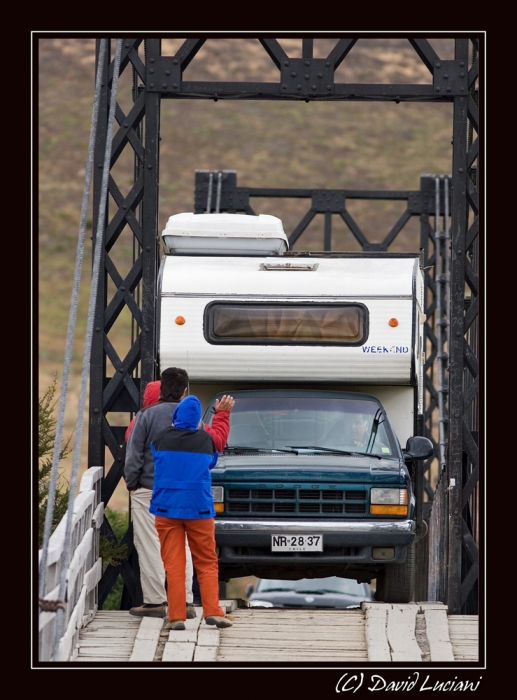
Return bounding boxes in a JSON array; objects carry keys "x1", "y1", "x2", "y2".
[
  {"x1": 211, "y1": 486, "x2": 224, "y2": 502},
  {"x1": 370, "y1": 488, "x2": 408, "y2": 515},
  {"x1": 212, "y1": 486, "x2": 224, "y2": 513}
]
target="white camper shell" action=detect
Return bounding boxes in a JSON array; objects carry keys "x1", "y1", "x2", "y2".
[{"x1": 158, "y1": 213, "x2": 425, "y2": 445}]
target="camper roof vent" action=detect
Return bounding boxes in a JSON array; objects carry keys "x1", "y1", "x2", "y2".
[{"x1": 161, "y1": 212, "x2": 289, "y2": 256}]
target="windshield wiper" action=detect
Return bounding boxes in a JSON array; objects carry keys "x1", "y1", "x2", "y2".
[
  {"x1": 287, "y1": 445, "x2": 359, "y2": 456},
  {"x1": 344, "y1": 450, "x2": 384, "y2": 460},
  {"x1": 224, "y1": 446, "x2": 299, "y2": 455},
  {"x1": 286, "y1": 445, "x2": 384, "y2": 459}
]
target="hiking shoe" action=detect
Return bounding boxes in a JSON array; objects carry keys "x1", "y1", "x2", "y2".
[
  {"x1": 129, "y1": 603, "x2": 167, "y2": 618},
  {"x1": 186, "y1": 604, "x2": 197, "y2": 619},
  {"x1": 205, "y1": 615, "x2": 233, "y2": 628},
  {"x1": 164, "y1": 619, "x2": 185, "y2": 631}
]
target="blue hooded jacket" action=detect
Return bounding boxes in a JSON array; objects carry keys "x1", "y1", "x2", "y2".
[{"x1": 149, "y1": 396, "x2": 218, "y2": 519}]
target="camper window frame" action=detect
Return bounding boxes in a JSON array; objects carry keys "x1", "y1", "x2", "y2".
[{"x1": 203, "y1": 300, "x2": 369, "y2": 346}]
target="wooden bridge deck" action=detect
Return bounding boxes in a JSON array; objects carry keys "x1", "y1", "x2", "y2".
[{"x1": 76, "y1": 601, "x2": 478, "y2": 664}]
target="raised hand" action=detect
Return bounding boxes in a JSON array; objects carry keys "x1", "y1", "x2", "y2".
[{"x1": 214, "y1": 395, "x2": 235, "y2": 413}]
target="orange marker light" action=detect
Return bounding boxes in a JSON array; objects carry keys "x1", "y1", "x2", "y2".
[
  {"x1": 388, "y1": 318, "x2": 399, "y2": 327},
  {"x1": 175, "y1": 316, "x2": 186, "y2": 325}
]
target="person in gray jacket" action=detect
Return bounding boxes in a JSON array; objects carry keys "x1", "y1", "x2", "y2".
[{"x1": 125, "y1": 367, "x2": 193, "y2": 618}]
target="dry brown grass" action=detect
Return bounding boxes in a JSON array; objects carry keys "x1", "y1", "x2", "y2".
[{"x1": 38, "y1": 37, "x2": 455, "y2": 510}]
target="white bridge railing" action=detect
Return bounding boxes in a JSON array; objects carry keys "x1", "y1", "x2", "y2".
[{"x1": 38, "y1": 467, "x2": 104, "y2": 661}]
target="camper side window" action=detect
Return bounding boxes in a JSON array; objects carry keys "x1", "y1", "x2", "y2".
[{"x1": 204, "y1": 302, "x2": 368, "y2": 346}]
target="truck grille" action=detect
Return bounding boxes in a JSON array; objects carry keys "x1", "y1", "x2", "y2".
[{"x1": 227, "y1": 488, "x2": 367, "y2": 516}]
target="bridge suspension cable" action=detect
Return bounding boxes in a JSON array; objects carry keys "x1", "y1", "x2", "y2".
[
  {"x1": 38, "y1": 39, "x2": 107, "y2": 602},
  {"x1": 42, "y1": 38, "x2": 123, "y2": 661}
]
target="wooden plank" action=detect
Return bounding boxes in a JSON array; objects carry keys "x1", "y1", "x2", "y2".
[
  {"x1": 211, "y1": 607, "x2": 369, "y2": 663},
  {"x1": 79, "y1": 466, "x2": 103, "y2": 492},
  {"x1": 78, "y1": 646, "x2": 134, "y2": 651},
  {"x1": 130, "y1": 639, "x2": 159, "y2": 661},
  {"x1": 424, "y1": 609, "x2": 455, "y2": 661},
  {"x1": 46, "y1": 491, "x2": 96, "y2": 566},
  {"x1": 162, "y1": 642, "x2": 195, "y2": 661},
  {"x1": 77, "y1": 610, "x2": 140, "y2": 662},
  {"x1": 39, "y1": 584, "x2": 61, "y2": 632},
  {"x1": 78, "y1": 644, "x2": 136, "y2": 652},
  {"x1": 364, "y1": 606, "x2": 391, "y2": 661},
  {"x1": 78, "y1": 637, "x2": 135, "y2": 644},
  {"x1": 386, "y1": 605, "x2": 422, "y2": 662},
  {"x1": 167, "y1": 629, "x2": 199, "y2": 643},
  {"x1": 194, "y1": 646, "x2": 218, "y2": 661},
  {"x1": 76, "y1": 656, "x2": 129, "y2": 664},
  {"x1": 218, "y1": 651, "x2": 367, "y2": 661},
  {"x1": 83, "y1": 559, "x2": 103, "y2": 593},
  {"x1": 85, "y1": 619, "x2": 141, "y2": 626},
  {"x1": 185, "y1": 616, "x2": 202, "y2": 631},
  {"x1": 219, "y1": 641, "x2": 366, "y2": 651},
  {"x1": 56, "y1": 584, "x2": 87, "y2": 661},
  {"x1": 78, "y1": 656, "x2": 131, "y2": 660},
  {"x1": 78, "y1": 653, "x2": 133, "y2": 658},
  {"x1": 197, "y1": 627, "x2": 220, "y2": 646},
  {"x1": 218, "y1": 627, "x2": 366, "y2": 643},
  {"x1": 129, "y1": 617, "x2": 163, "y2": 661},
  {"x1": 84, "y1": 623, "x2": 141, "y2": 629},
  {"x1": 92, "y1": 502, "x2": 104, "y2": 528},
  {"x1": 80, "y1": 629, "x2": 141, "y2": 638},
  {"x1": 137, "y1": 617, "x2": 164, "y2": 640},
  {"x1": 416, "y1": 601, "x2": 448, "y2": 610},
  {"x1": 448, "y1": 615, "x2": 478, "y2": 663},
  {"x1": 222, "y1": 617, "x2": 364, "y2": 623}
]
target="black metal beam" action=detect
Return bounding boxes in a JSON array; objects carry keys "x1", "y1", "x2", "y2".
[
  {"x1": 408, "y1": 39, "x2": 440, "y2": 74},
  {"x1": 87, "y1": 37, "x2": 481, "y2": 615},
  {"x1": 447, "y1": 39, "x2": 472, "y2": 615}
]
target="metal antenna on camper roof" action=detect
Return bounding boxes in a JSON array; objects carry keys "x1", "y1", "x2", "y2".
[
  {"x1": 206, "y1": 171, "x2": 214, "y2": 213},
  {"x1": 215, "y1": 171, "x2": 223, "y2": 213}
]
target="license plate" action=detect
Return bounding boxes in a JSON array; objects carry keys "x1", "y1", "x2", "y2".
[{"x1": 271, "y1": 534, "x2": 323, "y2": 552}]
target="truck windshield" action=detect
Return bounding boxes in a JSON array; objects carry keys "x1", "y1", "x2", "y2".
[{"x1": 206, "y1": 395, "x2": 396, "y2": 456}]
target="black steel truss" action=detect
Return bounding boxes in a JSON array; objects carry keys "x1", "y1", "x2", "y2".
[{"x1": 88, "y1": 37, "x2": 481, "y2": 614}]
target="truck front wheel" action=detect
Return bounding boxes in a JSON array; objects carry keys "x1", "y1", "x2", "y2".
[{"x1": 375, "y1": 542, "x2": 415, "y2": 604}]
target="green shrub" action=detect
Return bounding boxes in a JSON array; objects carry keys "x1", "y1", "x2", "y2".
[
  {"x1": 100, "y1": 508, "x2": 129, "y2": 610},
  {"x1": 38, "y1": 375, "x2": 72, "y2": 548}
]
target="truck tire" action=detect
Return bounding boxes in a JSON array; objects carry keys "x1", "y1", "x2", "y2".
[{"x1": 376, "y1": 542, "x2": 415, "y2": 604}]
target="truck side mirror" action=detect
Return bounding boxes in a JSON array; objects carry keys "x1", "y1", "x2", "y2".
[
  {"x1": 403, "y1": 436, "x2": 434, "y2": 462},
  {"x1": 245, "y1": 583, "x2": 254, "y2": 598}
]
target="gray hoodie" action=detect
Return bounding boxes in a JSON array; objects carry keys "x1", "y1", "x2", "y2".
[{"x1": 124, "y1": 401, "x2": 179, "y2": 490}]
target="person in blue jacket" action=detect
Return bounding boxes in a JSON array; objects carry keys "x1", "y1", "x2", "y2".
[{"x1": 150, "y1": 395, "x2": 233, "y2": 630}]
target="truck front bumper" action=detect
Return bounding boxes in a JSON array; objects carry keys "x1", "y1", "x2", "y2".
[{"x1": 214, "y1": 518, "x2": 415, "y2": 565}]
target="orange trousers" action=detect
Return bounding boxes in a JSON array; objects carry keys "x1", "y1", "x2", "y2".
[{"x1": 155, "y1": 516, "x2": 225, "y2": 621}]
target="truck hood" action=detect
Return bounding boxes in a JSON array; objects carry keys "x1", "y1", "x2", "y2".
[{"x1": 212, "y1": 452, "x2": 405, "y2": 484}]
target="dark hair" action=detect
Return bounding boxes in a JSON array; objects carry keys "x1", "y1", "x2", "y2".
[{"x1": 160, "y1": 367, "x2": 189, "y2": 402}]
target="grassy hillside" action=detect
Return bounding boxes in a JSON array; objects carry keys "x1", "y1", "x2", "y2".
[{"x1": 38, "y1": 37, "x2": 455, "y2": 509}]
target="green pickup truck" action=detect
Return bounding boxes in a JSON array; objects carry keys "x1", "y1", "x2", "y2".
[{"x1": 203, "y1": 389, "x2": 432, "y2": 603}]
